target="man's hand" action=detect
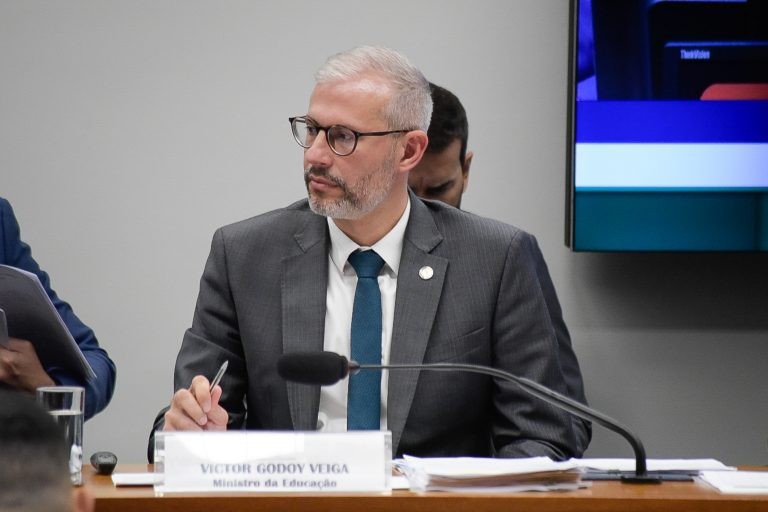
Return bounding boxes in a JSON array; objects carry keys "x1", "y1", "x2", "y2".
[
  {"x1": 0, "y1": 338, "x2": 55, "y2": 392},
  {"x1": 163, "y1": 375, "x2": 228, "y2": 431}
]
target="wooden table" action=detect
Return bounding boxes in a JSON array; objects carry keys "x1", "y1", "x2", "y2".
[{"x1": 90, "y1": 464, "x2": 768, "y2": 512}]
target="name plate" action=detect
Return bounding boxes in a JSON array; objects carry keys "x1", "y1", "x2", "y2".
[{"x1": 154, "y1": 431, "x2": 392, "y2": 493}]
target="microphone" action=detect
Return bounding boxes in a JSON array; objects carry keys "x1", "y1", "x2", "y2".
[
  {"x1": 277, "y1": 351, "x2": 662, "y2": 484},
  {"x1": 277, "y1": 350, "x2": 350, "y2": 385}
]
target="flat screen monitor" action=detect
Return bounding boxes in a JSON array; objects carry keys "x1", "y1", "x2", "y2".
[{"x1": 566, "y1": 0, "x2": 768, "y2": 251}]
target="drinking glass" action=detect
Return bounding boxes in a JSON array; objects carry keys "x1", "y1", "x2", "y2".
[{"x1": 36, "y1": 386, "x2": 84, "y2": 485}]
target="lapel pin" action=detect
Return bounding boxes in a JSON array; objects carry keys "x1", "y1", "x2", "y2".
[{"x1": 419, "y1": 266, "x2": 434, "y2": 280}]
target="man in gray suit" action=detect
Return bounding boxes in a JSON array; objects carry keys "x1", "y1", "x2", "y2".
[
  {"x1": 409, "y1": 83, "x2": 591, "y2": 451},
  {"x1": 154, "y1": 46, "x2": 590, "y2": 460}
]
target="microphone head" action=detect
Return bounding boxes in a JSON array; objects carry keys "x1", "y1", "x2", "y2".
[{"x1": 277, "y1": 351, "x2": 349, "y2": 386}]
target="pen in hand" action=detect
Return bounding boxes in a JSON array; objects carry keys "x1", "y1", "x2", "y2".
[{"x1": 209, "y1": 360, "x2": 228, "y2": 391}]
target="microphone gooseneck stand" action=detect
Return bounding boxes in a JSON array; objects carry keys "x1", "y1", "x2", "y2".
[{"x1": 350, "y1": 360, "x2": 661, "y2": 484}]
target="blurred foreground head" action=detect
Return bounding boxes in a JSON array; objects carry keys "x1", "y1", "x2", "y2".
[{"x1": 0, "y1": 389, "x2": 93, "y2": 512}]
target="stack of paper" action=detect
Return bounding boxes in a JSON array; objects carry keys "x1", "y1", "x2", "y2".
[{"x1": 394, "y1": 456, "x2": 584, "y2": 493}]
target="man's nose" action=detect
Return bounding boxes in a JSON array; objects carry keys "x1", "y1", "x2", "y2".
[{"x1": 304, "y1": 130, "x2": 334, "y2": 167}]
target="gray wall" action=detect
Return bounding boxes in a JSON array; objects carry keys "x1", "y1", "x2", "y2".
[{"x1": 2, "y1": 1, "x2": 766, "y2": 465}]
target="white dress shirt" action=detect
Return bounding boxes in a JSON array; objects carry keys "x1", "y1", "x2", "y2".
[{"x1": 317, "y1": 199, "x2": 410, "y2": 432}]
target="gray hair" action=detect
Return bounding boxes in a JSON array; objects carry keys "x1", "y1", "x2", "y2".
[{"x1": 315, "y1": 46, "x2": 433, "y2": 132}]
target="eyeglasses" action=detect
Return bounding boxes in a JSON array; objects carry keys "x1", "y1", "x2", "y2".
[{"x1": 289, "y1": 116, "x2": 412, "y2": 156}]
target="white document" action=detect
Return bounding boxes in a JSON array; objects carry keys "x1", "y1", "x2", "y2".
[
  {"x1": 578, "y1": 458, "x2": 735, "y2": 472},
  {"x1": 395, "y1": 456, "x2": 584, "y2": 493},
  {"x1": 401, "y1": 456, "x2": 582, "y2": 476},
  {"x1": 699, "y1": 471, "x2": 768, "y2": 494},
  {"x1": 112, "y1": 473, "x2": 162, "y2": 486},
  {"x1": 391, "y1": 475, "x2": 410, "y2": 490}
]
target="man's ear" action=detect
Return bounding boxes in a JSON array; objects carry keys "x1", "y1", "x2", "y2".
[
  {"x1": 462, "y1": 150, "x2": 474, "y2": 191},
  {"x1": 398, "y1": 130, "x2": 429, "y2": 173},
  {"x1": 71, "y1": 485, "x2": 95, "y2": 512}
]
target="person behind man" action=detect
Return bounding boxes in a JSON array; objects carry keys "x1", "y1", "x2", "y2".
[
  {"x1": 0, "y1": 197, "x2": 116, "y2": 419},
  {"x1": 153, "y1": 46, "x2": 590, "y2": 460},
  {"x1": 0, "y1": 389, "x2": 94, "y2": 512},
  {"x1": 410, "y1": 84, "x2": 591, "y2": 449},
  {"x1": 408, "y1": 82, "x2": 473, "y2": 208}
]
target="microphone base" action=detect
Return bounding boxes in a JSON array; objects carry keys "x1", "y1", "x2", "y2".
[
  {"x1": 586, "y1": 470, "x2": 692, "y2": 483},
  {"x1": 621, "y1": 474, "x2": 664, "y2": 484}
]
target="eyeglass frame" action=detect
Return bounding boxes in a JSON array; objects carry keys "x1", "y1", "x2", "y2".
[{"x1": 289, "y1": 116, "x2": 414, "y2": 156}]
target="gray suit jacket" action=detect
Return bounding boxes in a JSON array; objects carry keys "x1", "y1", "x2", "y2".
[{"x1": 152, "y1": 193, "x2": 590, "y2": 460}]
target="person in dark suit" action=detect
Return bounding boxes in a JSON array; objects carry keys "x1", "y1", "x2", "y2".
[
  {"x1": 0, "y1": 197, "x2": 115, "y2": 419},
  {"x1": 408, "y1": 82, "x2": 474, "y2": 209},
  {"x1": 409, "y1": 83, "x2": 591, "y2": 450},
  {"x1": 153, "y1": 46, "x2": 590, "y2": 460}
]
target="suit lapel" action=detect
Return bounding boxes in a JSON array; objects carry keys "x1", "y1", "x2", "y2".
[
  {"x1": 282, "y1": 214, "x2": 329, "y2": 431},
  {"x1": 278, "y1": 197, "x2": 447, "y2": 448},
  {"x1": 388, "y1": 196, "x2": 447, "y2": 456}
]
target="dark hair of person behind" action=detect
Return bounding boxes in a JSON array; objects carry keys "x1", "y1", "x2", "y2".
[
  {"x1": 0, "y1": 389, "x2": 71, "y2": 512},
  {"x1": 426, "y1": 82, "x2": 469, "y2": 165}
]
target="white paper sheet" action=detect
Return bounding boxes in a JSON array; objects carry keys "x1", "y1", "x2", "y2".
[
  {"x1": 699, "y1": 471, "x2": 768, "y2": 494},
  {"x1": 579, "y1": 458, "x2": 735, "y2": 472},
  {"x1": 111, "y1": 472, "x2": 162, "y2": 486}
]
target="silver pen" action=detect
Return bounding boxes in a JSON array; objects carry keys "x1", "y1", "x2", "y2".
[{"x1": 209, "y1": 360, "x2": 229, "y2": 391}]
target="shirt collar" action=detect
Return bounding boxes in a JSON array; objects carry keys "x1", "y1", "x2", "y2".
[{"x1": 327, "y1": 198, "x2": 411, "y2": 277}]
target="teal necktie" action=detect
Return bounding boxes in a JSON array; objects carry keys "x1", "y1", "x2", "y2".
[{"x1": 347, "y1": 250, "x2": 385, "y2": 430}]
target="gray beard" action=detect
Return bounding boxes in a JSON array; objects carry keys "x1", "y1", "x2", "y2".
[
  {"x1": 308, "y1": 194, "x2": 367, "y2": 220},
  {"x1": 304, "y1": 158, "x2": 395, "y2": 220}
]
